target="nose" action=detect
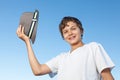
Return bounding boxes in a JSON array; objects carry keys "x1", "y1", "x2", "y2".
[{"x1": 68, "y1": 30, "x2": 72, "y2": 36}]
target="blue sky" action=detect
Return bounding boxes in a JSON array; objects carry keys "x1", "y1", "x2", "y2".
[{"x1": 0, "y1": 0, "x2": 120, "y2": 80}]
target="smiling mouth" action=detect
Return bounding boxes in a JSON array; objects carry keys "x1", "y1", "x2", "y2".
[{"x1": 68, "y1": 36, "x2": 76, "y2": 40}]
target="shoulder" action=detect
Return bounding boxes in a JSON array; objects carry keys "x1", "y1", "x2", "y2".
[
  {"x1": 87, "y1": 42, "x2": 101, "y2": 48},
  {"x1": 86, "y1": 42, "x2": 104, "y2": 52}
]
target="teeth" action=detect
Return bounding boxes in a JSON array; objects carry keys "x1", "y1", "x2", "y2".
[{"x1": 69, "y1": 36, "x2": 75, "y2": 40}]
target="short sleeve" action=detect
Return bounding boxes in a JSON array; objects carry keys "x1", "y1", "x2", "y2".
[
  {"x1": 93, "y1": 43, "x2": 115, "y2": 74},
  {"x1": 45, "y1": 53, "x2": 64, "y2": 78}
]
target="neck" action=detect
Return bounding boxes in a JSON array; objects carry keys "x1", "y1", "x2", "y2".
[{"x1": 70, "y1": 41, "x2": 84, "y2": 53}]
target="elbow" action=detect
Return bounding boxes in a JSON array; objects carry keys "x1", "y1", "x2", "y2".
[
  {"x1": 31, "y1": 64, "x2": 50, "y2": 76},
  {"x1": 34, "y1": 73, "x2": 41, "y2": 76},
  {"x1": 33, "y1": 69, "x2": 49, "y2": 76},
  {"x1": 33, "y1": 71, "x2": 39, "y2": 76},
  {"x1": 32, "y1": 69, "x2": 43, "y2": 76},
  {"x1": 33, "y1": 71, "x2": 43, "y2": 76}
]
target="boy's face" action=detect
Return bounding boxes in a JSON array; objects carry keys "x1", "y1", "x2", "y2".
[{"x1": 62, "y1": 21, "x2": 82, "y2": 45}]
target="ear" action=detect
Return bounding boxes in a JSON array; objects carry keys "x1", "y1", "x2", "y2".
[{"x1": 80, "y1": 29, "x2": 84, "y2": 38}]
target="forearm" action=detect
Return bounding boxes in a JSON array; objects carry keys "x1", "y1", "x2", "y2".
[
  {"x1": 102, "y1": 76, "x2": 114, "y2": 80},
  {"x1": 102, "y1": 74, "x2": 114, "y2": 80},
  {"x1": 16, "y1": 26, "x2": 50, "y2": 75},
  {"x1": 25, "y1": 40, "x2": 42, "y2": 75},
  {"x1": 101, "y1": 68, "x2": 114, "y2": 80}
]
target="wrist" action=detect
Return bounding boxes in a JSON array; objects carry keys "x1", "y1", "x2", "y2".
[{"x1": 25, "y1": 38, "x2": 30, "y2": 44}]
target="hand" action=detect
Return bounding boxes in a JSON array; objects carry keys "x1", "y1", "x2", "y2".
[{"x1": 16, "y1": 25, "x2": 30, "y2": 43}]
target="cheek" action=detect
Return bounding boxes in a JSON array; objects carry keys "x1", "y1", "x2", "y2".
[
  {"x1": 63, "y1": 34, "x2": 67, "y2": 39},
  {"x1": 76, "y1": 30, "x2": 82, "y2": 38}
]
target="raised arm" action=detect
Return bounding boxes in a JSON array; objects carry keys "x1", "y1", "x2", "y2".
[{"x1": 16, "y1": 25, "x2": 51, "y2": 76}]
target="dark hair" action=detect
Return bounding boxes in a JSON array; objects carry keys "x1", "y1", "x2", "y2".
[{"x1": 59, "y1": 16, "x2": 84, "y2": 39}]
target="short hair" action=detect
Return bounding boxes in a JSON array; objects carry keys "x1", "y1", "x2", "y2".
[{"x1": 59, "y1": 16, "x2": 84, "y2": 39}]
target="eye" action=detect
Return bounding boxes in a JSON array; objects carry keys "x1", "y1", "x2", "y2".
[
  {"x1": 63, "y1": 30, "x2": 68, "y2": 34},
  {"x1": 71, "y1": 27, "x2": 76, "y2": 30}
]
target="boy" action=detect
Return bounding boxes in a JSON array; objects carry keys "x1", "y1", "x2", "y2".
[{"x1": 16, "y1": 16, "x2": 115, "y2": 80}]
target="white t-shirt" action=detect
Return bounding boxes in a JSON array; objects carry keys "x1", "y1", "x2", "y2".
[{"x1": 46, "y1": 42, "x2": 115, "y2": 80}]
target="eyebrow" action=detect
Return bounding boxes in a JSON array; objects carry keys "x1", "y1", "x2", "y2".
[{"x1": 62, "y1": 25, "x2": 76, "y2": 31}]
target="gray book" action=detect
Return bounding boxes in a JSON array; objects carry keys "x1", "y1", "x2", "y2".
[{"x1": 19, "y1": 10, "x2": 39, "y2": 44}]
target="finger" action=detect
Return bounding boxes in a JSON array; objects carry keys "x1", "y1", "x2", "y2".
[
  {"x1": 16, "y1": 25, "x2": 21, "y2": 34},
  {"x1": 16, "y1": 27, "x2": 20, "y2": 35},
  {"x1": 22, "y1": 26, "x2": 24, "y2": 34},
  {"x1": 20, "y1": 25, "x2": 23, "y2": 32},
  {"x1": 16, "y1": 25, "x2": 22, "y2": 35}
]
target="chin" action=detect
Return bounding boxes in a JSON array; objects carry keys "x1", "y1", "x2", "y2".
[
  {"x1": 70, "y1": 40, "x2": 81, "y2": 45},
  {"x1": 69, "y1": 41, "x2": 78, "y2": 45}
]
